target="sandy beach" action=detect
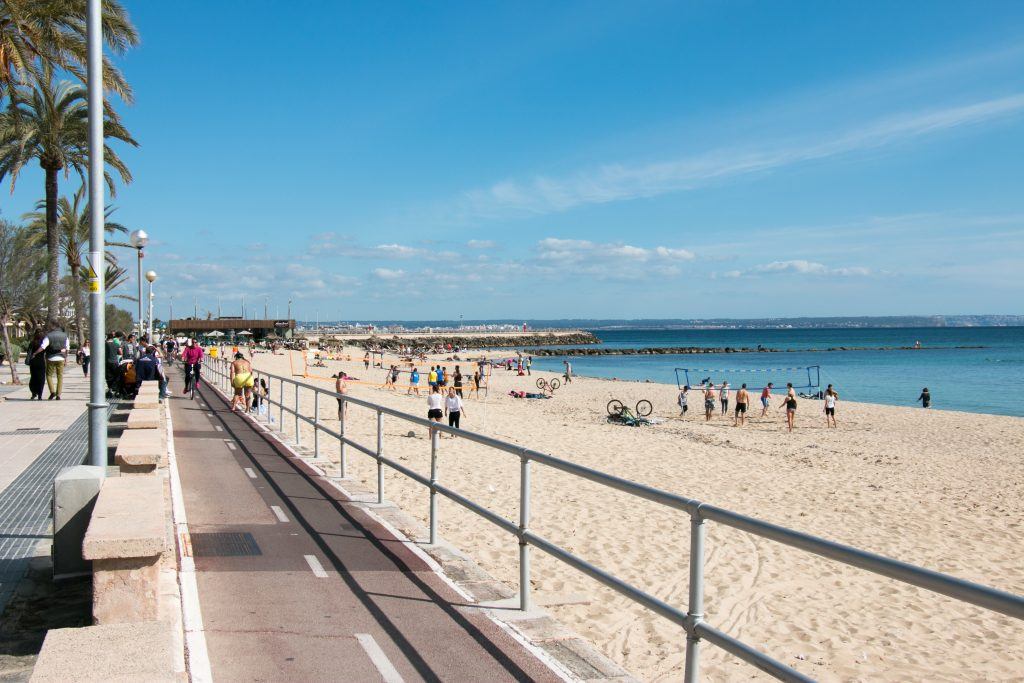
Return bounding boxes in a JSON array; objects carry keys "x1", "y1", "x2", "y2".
[{"x1": 246, "y1": 347, "x2": 1024, "y2": 681}]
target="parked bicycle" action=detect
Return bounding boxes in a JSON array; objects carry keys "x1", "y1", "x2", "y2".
[
  {"x1": 536, "y1": 377, "x2": 561, "y2": 393},
  {"x1": 606, "y1": 399, "x2": 654, "y2": 426}
]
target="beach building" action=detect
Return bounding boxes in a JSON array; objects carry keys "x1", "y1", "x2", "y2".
[{"x1": 167, "y1": 317, "x2": 295, "y2": 342}]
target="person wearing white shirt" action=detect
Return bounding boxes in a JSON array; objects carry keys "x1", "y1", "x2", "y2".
[
  {"x1": 427, "y1": 386, "x2": 444, "y2": 426},
  {"x1": 444, "y1": 387, "x2": 466, "y2": 429}
]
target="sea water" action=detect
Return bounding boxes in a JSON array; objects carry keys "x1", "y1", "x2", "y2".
[{"x1": 527, "y1": 327, "x2": 1024, "y2": 417}]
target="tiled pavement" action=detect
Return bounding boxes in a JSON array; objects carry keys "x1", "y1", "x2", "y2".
[{"x1": 0, "y1": 369, "x2": 100, "y2": 613}]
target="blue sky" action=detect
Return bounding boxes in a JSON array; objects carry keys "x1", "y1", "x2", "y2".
[{"x1": 4, "y1": 1, "x2": 1024, "y2": 321}]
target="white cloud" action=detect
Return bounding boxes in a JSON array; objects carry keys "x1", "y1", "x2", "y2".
[
  {"x1": 456, "y1": 94, "x2": 1024, "y2": 217},
  {"x1": 728, "y1": 260, "x2": 872, "y2": 278},
  {"x1": 373, "y1": 243, "x2": 419, "y2": 258},
  {"x1": 372, "y1": 267, "x2": 405, "y2": 280},
  {"x1": 467, "y1": 239, "x2": 496, "y2": 249},
  {"x1": 535, "y1": 238, "x2": 695, "y2": 265}
]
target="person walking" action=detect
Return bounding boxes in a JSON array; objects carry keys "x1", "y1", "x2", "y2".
[
  {"x1": 719, "y1": 381, "x2": 730, "y2": 416},
  {"x1": 526, "y1": 356, "x2": 532, "y2": 376},
  {"x1": 77, "y1": 340, "x2": 91, "y2": 377},
  {"x1": 823, "y1": 384, "x2": 839, "y2": 428},
  {"x1": 917, "y1": 387, "x2": 931, "y2": 408},
  {"x1": 563, "y1": 360, "x2": 573, "y2": 383},
  {"x1": 678, "y1": 385, "x2": 689, "y2": 417},
  {"x1": 229, "y1": 352, "x2": 254, "y2": 412},
  {"x1": 27, "y1": 330, "x2": 46, "y2": 400},
  {"x1": 36, "y1": 324, "x2": 69, "y2": 400},
  {"x1": 445, "y1": 386, "x2": 466, "y2": 429}
]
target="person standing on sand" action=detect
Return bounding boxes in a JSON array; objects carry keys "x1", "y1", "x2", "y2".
[
  {"x1": 454, "y1": 366, "x2": 463, "y2": 397},
  {"x1": 363, "y1": 352, "x2": 370, "y2": 370},
  {"x1": 563, "y1": 360, "x2": 573, "y2": 383},
  {"x1": 428, "y1": 366, "x2": 437, "y2": 391},
  {"x1": 335, "y1": 373, "x2": 348, "y2": 420},
  {"x1": 427, "y1": 385, "x2": 444, "y2": 432},
  {"x1": 734, "y1": 384, "x2": 749, "y2": 427},
  {"x1": 760, "y1": 382, "x2": 774, "y2": 417},
  {"x1": 719, "y1": 381, "x2": 730, "y2": 415},
  {"x1": 779, "y1": 382, "x2": 797, "y2": 432},
  {"x1": 824, "y1": 384, "x2": 839, "y2": 428},
  {"x1": 703, "y1": 384, "x2": 715, "y2": 421},
  {"x1": 526, "y1": 356, "x2": 532, "y2": 375},
  {"x1": 408, "y1": 367, "x2": 420, "y2": 396},
  {"x1": 445, "y1": 386, "x2": 466, "y2": 429},
  {"x1": 678, "y1": 385, "x2": 689, "y2": 417},
  {"x1": 918, "y1": 387, "x2": 931, "y2": 408}
]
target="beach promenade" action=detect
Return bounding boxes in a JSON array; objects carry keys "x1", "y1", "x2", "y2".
[
  {"x1": 171, "y1": 377, "x2": 564, "y2": 681},
  {"x1": 0, "y1": 370, "x2": 95, "y2": 613}
]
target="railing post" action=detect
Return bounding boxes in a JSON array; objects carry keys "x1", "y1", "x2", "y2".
[
  {"x1": 684, "y1": 509, "x2": 706, "y2": 683},
  {"x1": 278, "y1": 378, "x2": 284, "y2": 426},
  {"x1": 294, "y1": 383, "x2": 301, "y2": 446},
  {"x1": 338, "y1": 399, "x2": 347, "y2": 479},
  {"x1": 519, "y1": 454, "x2": 531, "y2": 612},
  {"x1": 429, "y1": 425, "x2": 439, "y2": 544},
  {"x1": 376, "y1": 410, "x2": 384, "y2": 504},
  {"x1": 313, "y1": 390, "x2": 320, "y2": 459}
]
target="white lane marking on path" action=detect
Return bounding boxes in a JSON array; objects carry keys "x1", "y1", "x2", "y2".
[
  {"x1": 166, "y1": 407, "x2": 214, "y2": 683},
  {"x1": 304, "y1": 555, "x2": 328, "y2": 578},
  {"x1": 213, "y1": 425, "x2": 223, "y2": 432},
  {"x1": 224, "y1": 440, "x2": 237, "y2": 451},
  {"x1": 356, "y1": 634, "x2": 405, "y2": 683},
  {"x1": 244, "y1": 468, "x2": 257, "y2": 479},
  {"x1": 270, "y1": 505, "x2": 289, "y2": 523}
]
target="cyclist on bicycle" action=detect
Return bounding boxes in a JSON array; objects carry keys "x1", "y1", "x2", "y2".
[
  {"x1": 181, "y1": 337, "x2": 204, "y2": 395},
  {"x1": 162, "y1": 336, "x2": 178, "y2": 365}
]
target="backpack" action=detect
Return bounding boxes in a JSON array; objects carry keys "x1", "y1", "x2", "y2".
[{"x1": 123, "y1": 361, "x2": 137, "y2": 384}]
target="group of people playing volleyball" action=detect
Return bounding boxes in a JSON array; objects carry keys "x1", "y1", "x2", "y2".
[{"x1": 678, "y1": 381, "x2": 839, "y2": 431}]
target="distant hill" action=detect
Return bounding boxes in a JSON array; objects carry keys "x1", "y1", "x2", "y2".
[{"x1": 304, "y1": 315, "x2": 1024, "y2": 329}]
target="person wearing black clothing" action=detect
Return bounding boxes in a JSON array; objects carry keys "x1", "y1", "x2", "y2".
[
  {"x1": 453, "y1": 366, "x2": 463, "y2": 397},
  {"x1": 27, "y1": 330, "x2": 46, "y2": 400},
  {"x1": 134, "y1": 346, "x2": 167, "y2": 399},
  {"x1": 104, "y1": 333, "x2": 121, "y2": 398},
  {"x1": 917, "y1": 388, "x2": 931, "y2": 408}
]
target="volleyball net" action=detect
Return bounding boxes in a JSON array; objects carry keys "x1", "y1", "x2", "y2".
[{"x1": 674, "y1": 365, "x2": 821, "y2": 393}]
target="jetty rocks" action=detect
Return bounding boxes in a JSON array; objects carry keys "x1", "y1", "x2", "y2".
[
  {"x1": 357, "y1": 331, "x2": 600, "y2": 351},
  {"x1": 527, "y1": 345, "x2": 986, "y2": 356}
]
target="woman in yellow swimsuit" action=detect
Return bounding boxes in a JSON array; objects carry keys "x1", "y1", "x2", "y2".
[{"x1": 230, "y1": 352, "x2": 254, "y2": 412}]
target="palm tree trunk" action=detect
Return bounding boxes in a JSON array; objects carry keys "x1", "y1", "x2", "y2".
[
  {"x1": 0, "y1": 313, "x2": 21, "y2": 384},
  {"x1": 44, "y1": 167, "x2": 60, "y2": 328},
  {"x1": 70, "y1": 264, "x2": 85, "y2": 346}
]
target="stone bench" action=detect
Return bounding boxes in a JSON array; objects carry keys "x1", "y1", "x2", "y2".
[
  {"x1": 125, "y1": 407, "x2": 161, "y2": 430},
  {"x1": 115, "y1": 428, "x2": 165, "y2": 473},
  {"x1": 31, "y1": 620, "x2": 176, "y2": 682},
  {"x1": 82, "y1": 476, "x2": 168, "y2": 624}
]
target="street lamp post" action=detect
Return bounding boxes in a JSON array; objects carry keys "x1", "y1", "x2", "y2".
[
  {"x1": 145, "y1": 270, "x2": 157, "y2": 340},
  {"x1": 129, "y1": 229, "x2": 148, "y2": 338}
]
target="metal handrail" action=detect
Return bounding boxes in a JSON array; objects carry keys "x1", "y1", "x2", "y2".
[{"x1": 201, "y1": 355, "x2": 1023, "y2": 682}]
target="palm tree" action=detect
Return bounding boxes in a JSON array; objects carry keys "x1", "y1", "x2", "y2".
[
  {"x1": 24, "y1": 183, "x2": 125, "y2": 343},
  {"x1": 0, "y1": 0, "x2": 138, "y2": 101},
  {"x1": 0, "y1": 63, "x2": 136, "y2": 326}
]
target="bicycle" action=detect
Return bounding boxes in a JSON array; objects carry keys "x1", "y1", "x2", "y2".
[
  {"x1": 536, "y1": 377, "x2": 561, "y2": 392},
  {"x1": 606, "y1": 399, "x2": 654, "y2": 426},
  {"x1": 184, "y1": 362, "x2": 202, "y2": 401}
]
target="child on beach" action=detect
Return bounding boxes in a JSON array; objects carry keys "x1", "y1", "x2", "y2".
[
  {"x1": 678, "y1": 386, "x2": 689, "y2": 416},
  {"x1": 824, "y1": 384, "x2": 839, "y2": 428}
]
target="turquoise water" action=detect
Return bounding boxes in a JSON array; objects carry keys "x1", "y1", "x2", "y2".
[{"x1": 527, "y1": 328, "x2": 1024, "y2": 417}]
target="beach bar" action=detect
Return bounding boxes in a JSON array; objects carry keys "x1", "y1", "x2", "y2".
[{"x1": 167, "y1": 317, "x2": 295, "y2": 342}]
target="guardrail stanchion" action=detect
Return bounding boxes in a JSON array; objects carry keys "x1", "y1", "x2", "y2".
[
  {"x1": 684, "y1": 508, "x2": 706, "y2": 683},
  {"x1": 313, "y1": 390, "x2": 320, "y2": 459},
  {"x1": 376, "y1": 409, "x2": 384, "y2": 504},
  {"x1": 429, "y1": 424, "x2": 439, "y2": 544},
  {"x1": 519, "y1": 454, "x2": 531, "y2": 612},
  {"x1": 339, "y1": 400, "x2": 347, "y2": 479},
  {"x1": 278, "y1": 377, "x2": 284, "y2": 427},
  {"x1": 294, "y1": 383, "x2": 301, "y2": 446}
]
